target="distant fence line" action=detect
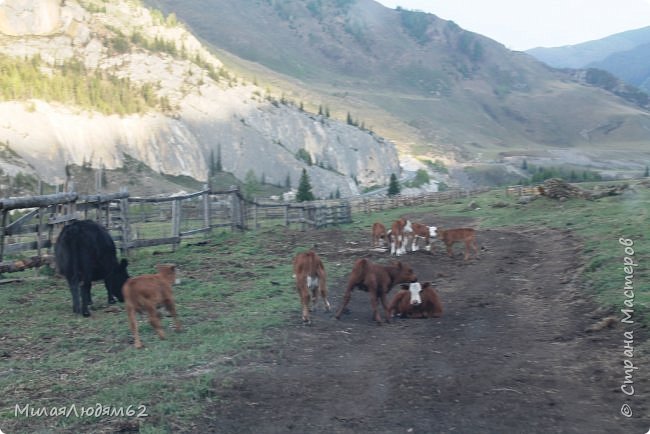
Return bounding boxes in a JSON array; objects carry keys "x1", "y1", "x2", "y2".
[
  {"x1": 0, "y1": 186, "x2": 486, "y2": 274},
  {"x1": 504, "y1": 185, "x2": 543, "y2": 197}
]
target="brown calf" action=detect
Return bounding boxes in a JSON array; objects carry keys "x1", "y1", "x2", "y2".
[
  {"x1": 388, "y1": 282, "x2": 443, "y2": 318},
  {"x1": 293, "y1": 251, "x2": 330, "y2": 324},
  {"x1": 123, "y1": 264, "x2": 181, "y2": 349},
  {"x1": 390, "y1": 218, "x2": 413, "y2": 256},
  {"x1": 335, "y1": 258, "x2": 417, "y2": 324},
  {"x1": 437, "y1": 228, "x2": 479, "y2": 260},
  {"x1": 371, "y1": 222, "x2": 387, "y2": 247}
]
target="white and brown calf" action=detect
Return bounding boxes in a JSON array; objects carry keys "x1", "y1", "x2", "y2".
[{"x1": 389, "y1": 218, "x2": 413, "y2": 256}]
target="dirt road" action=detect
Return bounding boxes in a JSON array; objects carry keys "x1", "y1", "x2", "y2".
[{"x1": 201, "y1": 216, "x2": 649, "y2": 433}]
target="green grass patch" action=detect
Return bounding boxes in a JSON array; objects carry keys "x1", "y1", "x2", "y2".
[{"x1": 0, "y1": 227, "x2": 303, "y2": 432}]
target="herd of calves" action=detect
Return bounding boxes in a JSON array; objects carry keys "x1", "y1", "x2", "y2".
[
  {"x1": 53, "y1": 218, "x2": 478, "y2": 348},
  {"x1": 294, "y1": 217, "x2": 478, "y2": 324}
]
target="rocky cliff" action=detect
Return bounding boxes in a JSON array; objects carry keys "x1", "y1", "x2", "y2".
[{"x1": 0, "y1": 0, "x2": 400, "y2": 196}]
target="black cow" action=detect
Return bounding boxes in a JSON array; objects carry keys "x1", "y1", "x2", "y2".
[{"x1": 55, "y1": 220, "x2": 129, "y2": 317}]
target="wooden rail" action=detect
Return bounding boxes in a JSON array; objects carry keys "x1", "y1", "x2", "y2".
[{"x1": 0, "y1": 186, "x2": 487, "y2": 274}]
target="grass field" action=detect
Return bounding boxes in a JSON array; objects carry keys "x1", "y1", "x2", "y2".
[{"x1": 1, "y1": 182, "x2": 648, "y2": 432}]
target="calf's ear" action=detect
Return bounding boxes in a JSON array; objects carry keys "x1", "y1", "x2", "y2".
[
  {"x1": 421, "y1": 282, "x2": 431, "y2": 289},
  {"x1": 399, "y1": 283, "x2": 409, "y2": 290}
]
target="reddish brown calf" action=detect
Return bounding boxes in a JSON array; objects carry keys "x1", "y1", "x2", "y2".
[
  {"x1": 123, "y1": 264, "x2": 181, "y2": 349},
  {"x1": 371, "y1": 222, "x2": 387, "y2": 247},
  {"x1": 437, "y1": 228, "x2": 479, "y2": 260},
  {"x1": 293, "y1": 251, "x2": 330, "y2": 324},
  {"x1": 388, "y1": 282, "x2": 443, "y2": 318},
  {"x1": 335, "y1": 258, "x2": 417, "y2": 324}
]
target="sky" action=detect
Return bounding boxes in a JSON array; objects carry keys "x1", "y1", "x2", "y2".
[{"x1": 376, "y1": 0, "x2": 650, "y2": 50}]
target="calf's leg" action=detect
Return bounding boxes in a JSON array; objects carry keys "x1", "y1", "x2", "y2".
[
  {"x1": 163, "y1": 296, "x2": 182, "y2": 331},
  {"x1": 318, "y1": 273, "x2": 331, "y2": 312},
  {"x1": 145, "y1": 303, "x2": 165, "y2": 340},
  {"x1": 368, "y1": 290, "x2": 383, "y2": 324},
  {"x1": 126, "y1": 304, "x2": 143, "y2": 349},
  {"x1": 335, "y1": 284, "x2": 354, "y2": 319},
  {"x1": 300, "y1": 289, "x2": 311, "y2": 324},
  {"x1": 379, "y1": 290, "x2": 391, "y2": 324},
  {"x1": 446, "y1": 241, "x2": 454, "y2": 258}
]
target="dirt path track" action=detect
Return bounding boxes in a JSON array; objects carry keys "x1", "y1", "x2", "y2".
[{"x1": 201, "y1": 219, "x2": 649, "y2": 433}]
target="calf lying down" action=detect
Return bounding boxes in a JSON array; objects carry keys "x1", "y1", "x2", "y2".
[
  {"x1": 123, "y1": 264, "x2": 181, "y2": 349},
  {"x1": 388, "y1": 282, "x2": 443, "y2": 318}
]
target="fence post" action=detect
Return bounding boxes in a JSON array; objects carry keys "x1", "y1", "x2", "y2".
[
  {"x1": 120, "y1": 188, "x2": 130, "y2": 256},
  {"x1": 284, "y1": 204, "x2": 289, "y2": 227},
  {"x1": 230, "y1": 188, "x2": 237, "y2": 232},
  {"x1": 230, "y1": 187, "x2": 245, "y2": 232},
  {"x1": 0, "y1": 210, "x2": 7, "y2": 265},
  {"x1": 203, "y1": 185, "x2": 211, "y2": 236},
  {"x1": 172, "y1": 198, "x2": 181, "y2": 250},
  {"x1": 47, "y1": 203, "x2": 55, "y2": 256},
  {"x1": 239, "y1": 194, "x2": 246, "y2": 230},
  {"x1": 36, "y1": 183, "x2": 45, "y2": 261}
]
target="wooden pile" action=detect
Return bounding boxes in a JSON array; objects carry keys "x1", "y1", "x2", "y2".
[
  {"x1": 538, "y1": 178, "x2": 629, "y2": 200},
  {"x1": 589, "y1": 183, "x2": 629, "y2": 199},
  {"x1": 538, "y1": 178, "x2": 588, "y2": 200},
  {"x1": 0, "y1": 255, "x2": 54, "y2": 274}
]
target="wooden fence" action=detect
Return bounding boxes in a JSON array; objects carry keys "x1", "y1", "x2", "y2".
[
  {"x1": 504, "y1": 185, "x2": 542, "y2": 197},
  {"x1": 0, "y1": 186, "x2": 486, "y2": 274}
]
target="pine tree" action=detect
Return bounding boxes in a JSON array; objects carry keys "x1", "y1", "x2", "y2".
[
  {"x1": 216, "y1": 144, "x2": 222, "y2": 172},
  {"x1": 521, "y1": 159, "x2": 528, "y2": 170},
  {"x1": 645, "y1": 166, "x2": 649, "y2": 177},
  {"x1": 387, "y1": 173, "x2": 400, "y2": 196},
  {"x1": 285, "y1": 173, "x2": 291, "y2": 189},
  {"x1": 296, "y1": 168, "x2": 315, "y2": 202},
  {"x1": 209, "y1": 150, "x2": 216, "y2": 177},
  {"x1": 243, "y1": 169, "x2": 260, "y2": 200}
]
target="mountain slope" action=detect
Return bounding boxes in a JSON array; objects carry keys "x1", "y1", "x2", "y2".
[
  {"x1": 588, "y1": 43, "x2": 650, "y2": 92},
  {"x1": 527, "y1": 26, "x2": 650, "y2": 93},
  {"x1": 0, "y1": 0, "x2": 399, "y2": 197},
  {"x1": 527, "y1": 27, "x2": 650, "y2": 93},
  {"x1": 526, "y1": 26, "x2": 650, "y2": 68},
  {"x1": 145, "y1": 0, "x2": 650, "y2": 171}
]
